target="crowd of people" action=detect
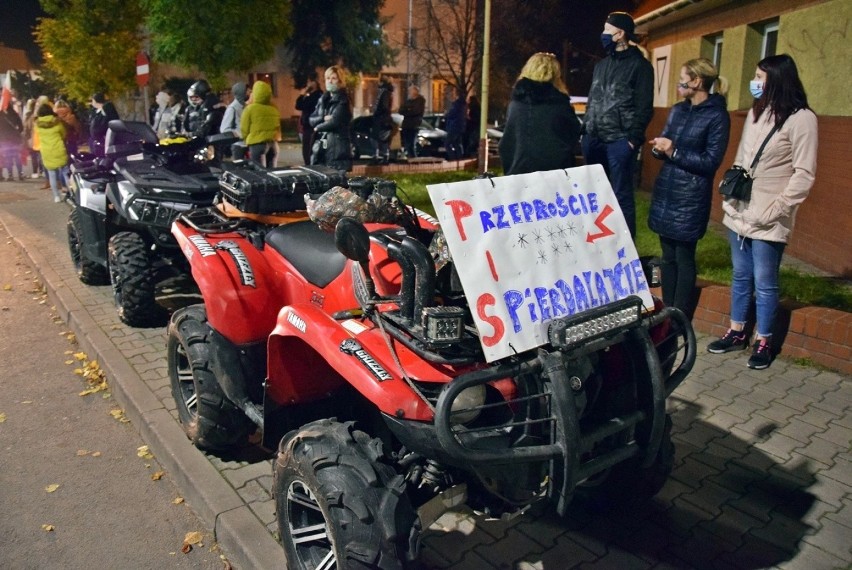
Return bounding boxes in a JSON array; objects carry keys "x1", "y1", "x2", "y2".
[
  {"x1": 496, "y1": 12, "x2": 817, "y2": 370},
  {"x1": 0, "y1": 11, "x2": 819, "y2": 368}
]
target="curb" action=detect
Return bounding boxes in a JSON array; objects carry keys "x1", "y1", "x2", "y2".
[{"x1": 2, "y1": 213, "x2": 286, "y2": 569}]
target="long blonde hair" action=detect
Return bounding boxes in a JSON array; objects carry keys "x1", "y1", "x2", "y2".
[
  {"x1": 518, "y1": 52, "x2": 569, "y2": 95},
  {"x1": 683, "y1": 58, "x2": 728, "y2": 96}
]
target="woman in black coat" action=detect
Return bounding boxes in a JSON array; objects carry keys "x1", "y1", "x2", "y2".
[
  {"x1": 648, "y1": 58, "x2": 731, "y2": 316},
  {"x1": 499, "y1": 52, "x2": 581, "y2": 175},
  {"x1": 310, "y1": 66, "x2": 353, "y2": 172}
]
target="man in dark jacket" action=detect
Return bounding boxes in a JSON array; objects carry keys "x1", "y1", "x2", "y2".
[
  {"x1": 88, "y1": 93, "x2": 120, "y2": 156},
  {"x1": 295, "y1": 77, "x2": 322, "y2": 165},
  {"x1": 399, "y1": 85, "x2": 425, "y2": 159},
  {"x1": 370, "y1": 74, "x2": 394, "y2": 164},
  {"x1": 582, "y1": 12, "x2": 654, "y2": 238},
  {"x1": 444, "y1": 87, "x2": 467, "y2": 161}
]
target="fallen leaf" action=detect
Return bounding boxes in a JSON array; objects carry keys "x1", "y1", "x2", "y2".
[
  {"x1": 73, "y1": 352, "x2": 87, "y2": 361},
  {"x1": 0, "y1": 412, "x2": 5, "y2": 423},
  {"x1": 66, "y1": 333, "x2": 76, "y2": 342},
  {"x1": 64, "y1": 360, "x2": 74, "y2": 365},
  {"x1": 41, "y1": 524, "x2": 55, "y2": 532},
  {"x1": 181, "y1": 543, "x2": 192, "y2": 554},
  {"x1": 151, "y1": 471, "x2": 165, "y2": 481},
  {"x1": 45, "y1": 484, "x2": 60, "y2": 493},
  {"x1": 109, "y1": 409, "x2": 129, "y2": 423},
  {"x1": 91, "y1": 451, "x2": 101, "y2": 457},
  {"x1": 137, "y1": 445, "x2": 154, "y2": 459},
  {"x1": 21, "y1": 400, "x2": 32, "y2": 404},
  {"x1": 3, "y1": 284, "x2": 12, "y2": 291},
  {"x1": 76, "y1": 449, "x2": 89, "y2": 456},
  {"x1": 172, "y1": 497, "x2": 184, "y2": 505},
  {"x1": 64, "y1": 350, "x2": 74, "y2": 355},
  {"x1": 184, "y1": 531, "x2": 203, "y2": 545}
]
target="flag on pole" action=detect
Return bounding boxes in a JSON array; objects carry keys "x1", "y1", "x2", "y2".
[{"x1": 0, "y1": 72, "x2": 12, "y2": 112}]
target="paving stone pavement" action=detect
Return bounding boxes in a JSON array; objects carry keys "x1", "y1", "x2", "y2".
[{"x1": 1, "y1": 179, "x2": 850, "y2": 570}]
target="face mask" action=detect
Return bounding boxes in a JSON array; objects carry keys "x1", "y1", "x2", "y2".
[
  {"x1": 327, "y1": 83, "x2": 338, "y2": 93},
  {"x1": 749, "y1": 80, "x2": 764, "y2": 99},
  {"x1": 600, "y1": 33, "x2": 616, "y2": 54}
]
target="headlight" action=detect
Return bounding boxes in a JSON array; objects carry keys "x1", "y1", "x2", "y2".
[
  {"x1": 423, "y1": 306, "x2": 464, "y2": 344},
  {"x1": 449, "y1": 385, "x2": 486, "y2": 425}
]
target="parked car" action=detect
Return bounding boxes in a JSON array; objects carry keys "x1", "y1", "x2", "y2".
[{"x1": 351, "y1": 113, "x2": 447, "y2": 160}]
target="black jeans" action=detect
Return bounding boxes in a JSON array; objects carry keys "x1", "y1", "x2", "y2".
[
  {"x1": 659, "y1": 235, "x2": 698, "y2": 317},
  {"x1": 581, "y1": 135, "x2": 638, "y2": 238}
]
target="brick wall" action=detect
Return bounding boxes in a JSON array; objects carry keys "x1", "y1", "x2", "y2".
[
  {"x1": 641, "y1": 111, "x2": 852, "y2": 278},
  {"x1": 686, "y1": 282, "x2": 852, "y2": 375}
]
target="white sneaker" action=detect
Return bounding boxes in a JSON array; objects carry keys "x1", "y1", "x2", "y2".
[
  {"x1": 54, "y1": 196, "x2": 62, "y2": 203},
  {"x1": 31, "y1": 173, "x2": 40, "y2": 179}
]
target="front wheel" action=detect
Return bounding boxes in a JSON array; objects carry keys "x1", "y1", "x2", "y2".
[
  {"x1": 274, "y1": 419, "x2": 416, "y2": 569},
  {"x1": 108, "y1": 231, "x2": 165, "y2": 327},
  {"x1": 575, "y1": 415, "x2": 675, "y2": 511},
  {"x1": 167, "y1": 305, "x2": 253, "y2": 451}
]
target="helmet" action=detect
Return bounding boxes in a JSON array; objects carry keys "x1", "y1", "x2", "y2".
[{"x1": 187, "y1": 79, "x2": 210, "y2": 100}]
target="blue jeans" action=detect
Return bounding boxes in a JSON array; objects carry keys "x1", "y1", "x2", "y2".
[
  {"x1": 582, "y1": 135, "x2": 638, "y2": 238},
  {"x1": 46, "y1": 168, "x2": 62, "y2": 200},
  {"x1": 728, "y1": 230, "x2": 786, "y2": 338}
]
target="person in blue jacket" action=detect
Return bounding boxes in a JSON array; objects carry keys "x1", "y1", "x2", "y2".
[
  {"x1": 444, "y1": 86, "x2": 467, "y2": 160},
  {"x1": 648, "y1": 58, "x2": 731, "y2": 317}
]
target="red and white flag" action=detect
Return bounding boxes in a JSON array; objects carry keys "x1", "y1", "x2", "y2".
[{"x1": 0, "y1": 72, "x2": 12, "y2": 112}]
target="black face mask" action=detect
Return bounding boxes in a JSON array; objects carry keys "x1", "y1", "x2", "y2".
[{"x1": 601, "y1": 33, "x2": 617, "y2": 55}]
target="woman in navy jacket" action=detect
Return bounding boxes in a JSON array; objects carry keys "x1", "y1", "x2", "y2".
[{"x1": 648, "y1": 58, "x2": 730, "y2": 316}]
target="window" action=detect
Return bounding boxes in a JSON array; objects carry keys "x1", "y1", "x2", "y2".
[
  {"x1": 711, "y1": 34, "x2": 723, "y2": 69},
  {"x1": 761, "y1": 21, "x2": 778, "y2": 58}
]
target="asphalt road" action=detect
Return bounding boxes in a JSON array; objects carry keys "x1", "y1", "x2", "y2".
[{"x1": 0, "y1": 225, "x2": 227, "y2": 569}]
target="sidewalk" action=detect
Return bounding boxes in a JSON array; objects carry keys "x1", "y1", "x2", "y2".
[{"x1": 1, "y1": 177, "x2": 850, "y2": 569}]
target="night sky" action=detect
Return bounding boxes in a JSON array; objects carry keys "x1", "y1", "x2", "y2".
[{"x1": 0, "y1": 0, "x2": 46, "y2": 63}]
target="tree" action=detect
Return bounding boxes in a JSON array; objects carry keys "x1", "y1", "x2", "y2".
[
  {"x1": 34, "y1": 0, "x2": 145, "y2": 101},
  {"x1": 286, "y1": 0, "x2": 397, "y2": 87},
  {"x1": 142, "y1": 0, "x2": 294, "y2": 88}
]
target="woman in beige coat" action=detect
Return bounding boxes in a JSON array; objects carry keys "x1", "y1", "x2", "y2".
[{"x1": 707, "y1": 54, "x2": 818, "y2": 369}]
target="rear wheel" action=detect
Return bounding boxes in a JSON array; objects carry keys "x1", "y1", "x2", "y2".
[
  {"x1": 108, "y1": 231, "x2": 165, "y2": 327},
  {"x1": 167, "y1": 305, "x2": 253, "y2": 451},
  {"x1": 67, "y1": 209, "x2": 109, "y2": 285},
  {"x1": 275, "y1": 419, "x2": 416, "y2": 569}
]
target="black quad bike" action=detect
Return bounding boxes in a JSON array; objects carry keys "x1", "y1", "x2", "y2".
[
  {"x1": 167, "y1": 175, "x2": 696, "y2": 569},
  {"x1": 66, "y1": 120, "x2": 342, "y2": 327}
]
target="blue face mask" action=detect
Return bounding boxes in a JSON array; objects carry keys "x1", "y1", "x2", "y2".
[
  {"x1": 749, "y1": 80, "x2": 764, "y2": 99},
  {"x1": 600, "y1": 33, "x2": 616, "y2": 54},
  {"x1": 327, "y1": 83, "x2": 338, "y2": 93}
]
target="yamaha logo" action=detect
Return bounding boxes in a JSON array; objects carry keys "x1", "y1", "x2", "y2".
[
  {"x1": 287, "y1": 311, "x2": 306, "y2": 333},
  {"x1": 188, "y1": 234, "x2": 217, "y2": 257}
]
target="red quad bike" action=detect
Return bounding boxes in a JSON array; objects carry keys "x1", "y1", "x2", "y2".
[{"x1": 167, "y1": 178, "x2": 696, "y2": 569}]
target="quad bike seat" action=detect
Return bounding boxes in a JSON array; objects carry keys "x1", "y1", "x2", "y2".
[
  {"x1": 104, "y1": 120, "x2": 159, "y2": 158},
  {"x1": 265, "y1": 221, "x2": 347, "y2": 288}
]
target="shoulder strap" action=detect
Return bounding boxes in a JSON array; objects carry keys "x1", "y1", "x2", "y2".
[{"x1": 749, "y1": 122, "x2": 781, "y2": 170}]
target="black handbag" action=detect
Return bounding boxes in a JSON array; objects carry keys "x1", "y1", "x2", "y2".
[{"x1": 719, "y1": 123, "x2": 780, "y2": 202}]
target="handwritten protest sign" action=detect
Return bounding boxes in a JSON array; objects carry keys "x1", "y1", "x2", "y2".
[{"x1": 427, "y1": 165, "x2": 654, "y2": 362}]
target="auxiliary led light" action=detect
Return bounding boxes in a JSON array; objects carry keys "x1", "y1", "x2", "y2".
[{"x1": 548, "y1": 297, "x2": 643, "y2": 350}]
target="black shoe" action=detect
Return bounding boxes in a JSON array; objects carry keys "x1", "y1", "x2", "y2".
[
  {"x1": 747, "y1": 340, "x2": 773, "y2": 369},
  {"x1": 707, "y1": 329, "x2": 748, "y2": 353}
]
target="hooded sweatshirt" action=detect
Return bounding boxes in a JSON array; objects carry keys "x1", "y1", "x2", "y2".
[
  {"x1": 35, "y1": 114, "x2": 68, "y2": 170},
  {"x1": 240, "y1": 81, "x2": 281, "y2": 145},
  {"x1": 220, "y1": 82, "x2": 247, "y2": 136}
]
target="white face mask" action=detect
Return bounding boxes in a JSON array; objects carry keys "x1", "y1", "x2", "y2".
[{"x1": 749, "y1": 80, "x2": 765, "y2": 99}]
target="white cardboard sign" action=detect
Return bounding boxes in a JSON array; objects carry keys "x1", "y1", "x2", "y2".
[{"x1": 427, "y1": 165, "x2": 654, "y2": 362}]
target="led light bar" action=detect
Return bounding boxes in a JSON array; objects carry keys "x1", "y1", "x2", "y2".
[{"x1": 548, "y1": 296, "x2": 643, "y2": 351}]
